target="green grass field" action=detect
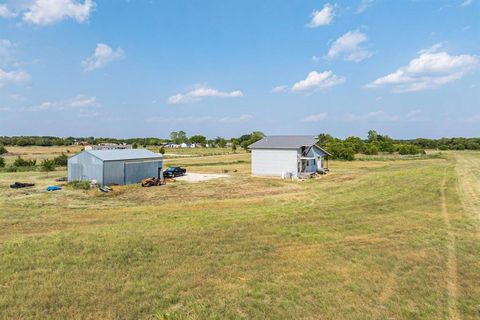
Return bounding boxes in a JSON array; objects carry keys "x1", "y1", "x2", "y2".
[{"x1": 0, "y1": 148, "x2": 479, "y2": 319}]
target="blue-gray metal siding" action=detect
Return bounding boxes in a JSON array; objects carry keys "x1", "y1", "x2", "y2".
[
  {"x1": 124, "y1": 160, "x2": 162, "y2": 184},
  {"x1": 103, "y1": 160, "x2": 125, "y2": 186},
  {"x1": 67, "y1": 152, "x2": 104, "y2": 185},
  {"x1": 68, "y1": 151, "x2": 163, "y2": 186}
]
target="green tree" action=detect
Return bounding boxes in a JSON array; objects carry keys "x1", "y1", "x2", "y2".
[
  {"x1": 169, "y1": 131, "x2": 188, "y2": 144},
  {"x1": 344, "y1": 136, "x2": 365, "y2": 153},
  {"x1": 250, "y1": 131, "x2": 265, "y2": 142},
  {"x1": 397, "y1": 144, "x2": 424, "y2": 155},
  {"x1": 236, "y1": 131, "x2": 265, "y2": 151},
  {"x1": 14, "y1": 156, "x2": 36, "y2": 167},
  {"x1": 378, "y1": 140, "x2": 395, "y2": 153},
  {"x1": 16, "y1": 137, "x2": 32, "y2": 146},
  {"x1": 40, "y1": 159, "x2": 56, "y2": 177},
  {"x1": 367, "y1": 130, "x2": 379, "y2": 143},
  {"x1": 214, "y1": 137, "x2": 227, "y2": 148},
  {"x1": 363, "y1": 143, "x2": 379, "y2": 155},
  {"x1": 53, "y1": 153, "x2": 68, "y2": 166},
  {"x1": 325, "y1": 142, "x2": 355, "y2": 161},
  {"x1": 132, "y1": 143, "x2": 138, "y2": 149},
  {"x1": 317, "y1": 133, "x2": 335, "y2": 147},
  {"x1": 190, "y1": 135, "x2": 207, "y2": 145},
  {"x1": 0, "y1": 157, "x2": 5, "y2": 168},
  {"x1": 159, "y1": 147, "x2": 165, "y2": 155},
  {"x1": 0, "y1": 145, "x2": 7, "y2": 155}
]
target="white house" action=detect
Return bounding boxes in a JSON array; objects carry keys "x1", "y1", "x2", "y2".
[{"x1": 249, "y1": 135, "x2": 330, "y2": 178}]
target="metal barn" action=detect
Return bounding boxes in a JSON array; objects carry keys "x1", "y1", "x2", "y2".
[
  {"x1": 249, "y1": 135, "x2": 330, "y2": 178},
  {"x1": 68, "y1": 149, "x2": 163, "y2": 186}
]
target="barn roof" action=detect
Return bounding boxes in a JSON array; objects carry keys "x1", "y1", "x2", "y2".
[
  {"x1": 85, "y1": 149, "x2": 163, "y2": 161},
  {"x1": 249, "y1": 135, "x2": 318, "y2": 149}
]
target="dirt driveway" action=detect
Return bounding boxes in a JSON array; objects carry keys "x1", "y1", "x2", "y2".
[{"x1": 175, "y1": 173, "x2": 229, "y2": 183}]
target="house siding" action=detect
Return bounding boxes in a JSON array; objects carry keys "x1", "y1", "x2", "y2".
[
  {"x1": 303, "y1": 158, "x2": 318, "y2": 173},
  {"x1": 251, "y1": 149, "x2": 299, "y2": 177}
]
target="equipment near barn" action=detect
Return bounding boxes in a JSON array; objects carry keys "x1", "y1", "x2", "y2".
[{"x1": 141, "y1": 177, "x2": 165, "y2": 187}]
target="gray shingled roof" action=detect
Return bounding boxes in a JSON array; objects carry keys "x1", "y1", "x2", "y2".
[
  {"x1": 85, "y1": 149, "x2": 163, "y2": 161},
  {"x1": 249, "y1": 135, "x2": 318, "y2": 149}
]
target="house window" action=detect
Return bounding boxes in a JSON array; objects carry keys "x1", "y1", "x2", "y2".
[{"x1": 313, "y1": 159, "x2": 316, "y2": 165}]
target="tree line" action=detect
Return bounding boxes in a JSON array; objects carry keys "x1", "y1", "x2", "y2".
[
  {"x1": 0, "y1": 131, "x2": 267, "y2": 149},
  {"x1": 318, "y1": 130, "x2": 427, "y2": 161},
  {"x1": 1, "y1": 131, "x2": 479, "y2": 163}
]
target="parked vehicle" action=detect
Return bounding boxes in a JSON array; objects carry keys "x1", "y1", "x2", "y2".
[{"x1": 163, "y1": 167, "x2": 186, "y2": 178}]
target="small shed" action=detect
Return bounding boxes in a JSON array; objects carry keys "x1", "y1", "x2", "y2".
[
  {"x1": 249, "y1": 135, "x2": 330, "y2": 178},
  {"x1": 68, "y1": 149, "x2": 163, "y2": 186}
]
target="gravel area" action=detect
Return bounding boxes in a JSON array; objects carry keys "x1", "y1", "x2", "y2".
[{"x1": 175, "y1": 173, "x2": 229, "y2": 183}]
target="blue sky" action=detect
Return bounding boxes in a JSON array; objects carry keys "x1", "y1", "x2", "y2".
[{"x1": 0, "y1": 0, "x2": 479, "y2": 139}]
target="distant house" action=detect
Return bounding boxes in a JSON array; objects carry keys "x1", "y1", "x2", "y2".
[
  {"x1": 249, "y1": 135, "x2": 330, "y2": 178},
  {"x1": 68, "y1": 149, "x2": 163, "y2": 186}
]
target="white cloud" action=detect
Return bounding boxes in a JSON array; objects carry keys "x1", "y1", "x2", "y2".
[
  {"x1": 22, "y1": 0, "x2": 95, "y2": 25},
  {"x1": 0, "y1": 4, "x2": 16, "y2": 18},
  {"x1": 460, "y1": 0, "x2": 473, "y2": 7},
  {"x1": 28, "y1": 94, "x2": 98, "y2": 111},
  {"x1": 271, "y1": 85, "x2": 288, "y2": 93},
  {"x1": 82, "y1": 43, "x2": 125, "y2": 71},
  {"x1": 346, "y1": 110, "x2": 400, "y2": 122},
  {"x1": 291, "y1": 70, "x2": 345, "y2": 92},
  {"x1": 366, "y1": 44, "x2": 479, "y2": 92},
  {"x1": 146, "y1": 114, "x2": 253, "y2": 123},
  {"x1": 356, "y1": 0, "x2": 374, "y2": 13},
  {"x1": 167, "y1": 85, "x2": 244, "y2": 104},
  {"x1": 303, "y1": 113, "x2": 328, "y2": 122},
  {"x1": 0, "y1": 107, "x2": 10, "y2": 112},
  {"x1": 68, "y1": 95, "x2": 97, "y2": 108},
  {"x1": 328, "y1": 30, "x2": 373, "y2": 62},
  {"x1": 307, "y1": 3, "x2": 334, "y2": 27},
  {"x1": 0, "y1": 68, "x2": 30, "y2": 87}
]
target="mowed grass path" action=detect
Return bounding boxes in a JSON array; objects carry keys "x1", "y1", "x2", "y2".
[{"x1": 0, "y1": 152, "x2": 479, "y2": 319}]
